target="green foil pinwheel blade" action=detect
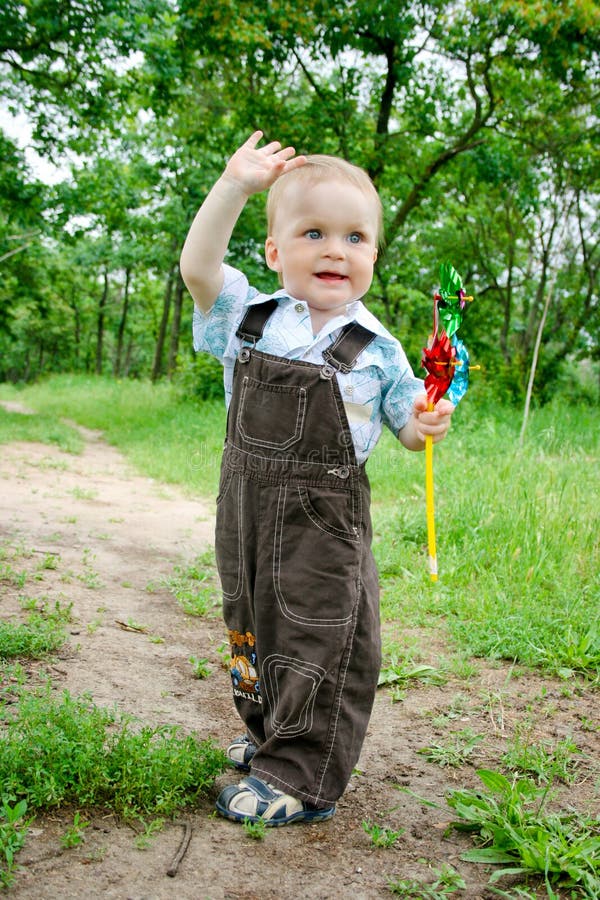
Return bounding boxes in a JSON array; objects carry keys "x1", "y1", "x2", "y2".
[
  {"x1": 439, "y1": 262, "x2": 463, "y2": 299},
  {"x1": 437, "y1": 300, "x2": 464, "y2": 339},
  {"x1": 437, "y1": 262, "x2": 468, "y2": 338}
]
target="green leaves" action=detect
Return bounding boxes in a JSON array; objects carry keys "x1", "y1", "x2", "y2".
[
  {"x1": 447, "y1": 769, "x2": 600, "y2": 894},
  {"x1": 0, "y1": 800, "x2": 30, "y2": 889},
  {"x1": 1, "y1": 0, "x2": 598, "y2": 394}
]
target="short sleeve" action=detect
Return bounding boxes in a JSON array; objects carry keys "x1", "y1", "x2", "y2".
[
  {"x1": 378, "y1": 341, "x2": 424, "y2": 435},
  {"x1": 192, "y1": 264, "x2": 258, "y2": 361}
]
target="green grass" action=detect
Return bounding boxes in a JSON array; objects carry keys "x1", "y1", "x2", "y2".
[
  {"x1": 0, "y1": 683, "x2": 227, "y2": 818},
  {"x1": 158, "y1": 550, "x2": 222, "y2": 617},
  {"x1": 368, "y1": 402, "x2": 600, "y2": 679},
  {"x1": 0, "y1": 616, "x2": 67, "y2": 659},
  {"x1": 0, "y1": 406, "x2": 83, "y2": 453},
  {"x1": 0, "y1": 586, "x2": 72, "y2": 659},
  {"x1": 1, "y1": 375, "x2": 598, "y2": 679},
  {"x1": 0, "y1": 375, "x2": 225, "y2": 495}
]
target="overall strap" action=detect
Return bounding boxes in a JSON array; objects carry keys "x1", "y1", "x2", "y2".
[
  {"x1": 236, "y1": 298, "x2": 375, "y2": 376},
  {"x1": 236, "y1": 299, "x2": 278, "y2": 343},
  {"x1": 321, "y1": 322, "x2": 376, "y2": 376}
]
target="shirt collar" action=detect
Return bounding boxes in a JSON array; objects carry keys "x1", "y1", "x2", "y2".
[{"x1": 246, "y1": 289, "x2": 398, "y2": 345}]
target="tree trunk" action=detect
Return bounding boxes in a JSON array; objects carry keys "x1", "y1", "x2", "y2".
[
  {"x1": 123, "y1": 334, "x2": 134, "y2": 377},
  {"x1": 95, "y1": 269, "x2": 109, "y2": 376},
  {"x1": 73, "y1": 299, "x2": 81, "y2": 364},
  {"x1": 519, "y1": 216, "x2": 569, "y2": 443},
  {"x1": 114, "y1": 267, "x2": 131, "y2": 377},
  {"x1": 151, "y1": 263, "x2": 175, "y2": 382},
  {"x1": 167, "y1": 273, "x2": 185, "y2": 378},
  {"x1": 519, "y1": 269, "x2": 557, "y2": 445}
]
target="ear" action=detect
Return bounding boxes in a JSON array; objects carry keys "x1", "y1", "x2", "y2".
[
  {"x1": 265, "y1": 236, "x2": 281, "y2": 272},
  {"x1": 372, "y1": 246, "x2": 378, "y2": 264}
]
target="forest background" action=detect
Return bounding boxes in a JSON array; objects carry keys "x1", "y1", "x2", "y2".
[{"x1": 0, "y1": 0, "x2": 598, "y2": 406}]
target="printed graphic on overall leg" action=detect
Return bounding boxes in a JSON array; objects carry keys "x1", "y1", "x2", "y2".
[{"x1": 228, "y1": 629, "x2": 261, "y2": 701}]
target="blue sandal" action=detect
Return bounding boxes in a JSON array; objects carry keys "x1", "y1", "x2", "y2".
[
  {"x1": 216, "y1": 775, "x2": 336, "y2": 826},
  {"x1": 226, "y1": 734, "x2": 257, "y2": 772}
]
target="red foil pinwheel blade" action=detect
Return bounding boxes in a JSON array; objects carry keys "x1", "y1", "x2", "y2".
[{"x1": 422, "y1": 331, "x2": 456, "y2": 405}]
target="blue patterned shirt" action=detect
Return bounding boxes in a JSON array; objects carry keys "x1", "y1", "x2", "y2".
[{"x1": 192, "y1": 265, "x2": 424, "y2": 464}]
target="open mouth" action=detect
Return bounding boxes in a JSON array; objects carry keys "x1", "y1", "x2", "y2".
[{"x1": 315, "y1": 272, "x2": 347, "y2": 282}]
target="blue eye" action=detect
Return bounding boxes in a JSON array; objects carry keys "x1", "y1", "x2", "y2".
[
  {"x1": 306, "y1": 229, "x2": 321, "y2": 240},
  {"x1": 348, "y1": 233, "x2": 362, "y2": 244}
]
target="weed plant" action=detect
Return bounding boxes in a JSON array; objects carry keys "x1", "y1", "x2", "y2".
[
  {"x1": 378, "y1": 651, "x2": 447, "y2": 690},
  {"x1": 0, "y1": 614, "x2": 67, "y2": 659},
  {"x1": 242, "y1": 817, "x2": 267, "y2": 841},
  {"x1": 0, "y1": 683, "x2": 227, "y2": 817},
  {"x1": 189, "y1": 656, "x2": 211, "y2": 679},
  {"x1": 133, "y1": 817, "x2": 165, "y2": 850},
  {"x1": 502, "y1": 729, "x2": 583, "y2": 785},
  {"x1": 362, "y1": 819, "x2": 405, "y2": 848},
  {"x1": 60, "y1": 812, "x2": 89, "y2": 849},
  {"x1": 388, "y1": 863, "x2": 466, "y2": 896},
  {"x1": 418, "y1": 728, "x2": 484, "y2": 768},
  {"x1": 162, "y1": 555, "x2": 221, "y2": 617},
  {"x1": 0, "y1": 800, "x2": 30, "y2": 889},
  {"x1": 447, "y1": 769, "x2": 600, "y2": 897}
]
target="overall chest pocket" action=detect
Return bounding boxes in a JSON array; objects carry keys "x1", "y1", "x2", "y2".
[{"x1": 236, "y1": 376, "x2": 307, "y2": 451}]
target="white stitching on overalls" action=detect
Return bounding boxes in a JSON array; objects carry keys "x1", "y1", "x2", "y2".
[
  {"x1": 221, "y1": 474, "x2": 245, "y2": 602},
  {"x1": 261, "y1": 654, "x2": 325, "y2": 737},
  {"x1": 272, "y1": 484, "x2": 354, "y2": 628},
  {"x1": 237, "y1": 376, "x2": 307, "y2": 451},
  {"x1": 316, "y1": 477, "x2": 365, "y2": 800},
  {"x1": 297, "y1": 486, "x2": 359, "y2": 543}
]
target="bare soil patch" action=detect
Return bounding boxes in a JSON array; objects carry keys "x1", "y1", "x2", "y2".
[{"x1": 0, "y1": 424, "x2": 597, "y2": 899}]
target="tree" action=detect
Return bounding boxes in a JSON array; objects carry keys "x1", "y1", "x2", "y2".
[
  {"x1": 0, "y1": 0, "x2": 597, "y2": 399},
  {"x1": 0, "y1": 0, "x2": 160, "y2": 147}
]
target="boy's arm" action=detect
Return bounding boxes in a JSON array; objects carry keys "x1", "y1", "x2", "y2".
[
  {"x1": 398, "y1": 396, "x2": 454, "y2": 451},
  {"x1": 180, "y1": 131, "x2": 306, "y2": 312}
]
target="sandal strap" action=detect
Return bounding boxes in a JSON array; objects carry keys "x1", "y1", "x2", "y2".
[
  {"x1": 218, "y1": 776, "x2": 302, "y2": 821},
  {"x1": 242, "y1": 775, "x2": 280, "y2": 803},
  {"x1": 216, "y1": 776, "x2": 336, "y2": 826},
  {"x1": 226, "y1": 735, "x2": 257, "y2": 770}
]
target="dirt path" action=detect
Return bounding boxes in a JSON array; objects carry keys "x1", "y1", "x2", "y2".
[{"x1": 1, "y1": 420, "x2": 596, "y2": 899}]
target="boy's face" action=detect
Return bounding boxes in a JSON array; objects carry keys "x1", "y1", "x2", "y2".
[{"x1": 264, "y1": 179, "x2": 378, "y2": 325}]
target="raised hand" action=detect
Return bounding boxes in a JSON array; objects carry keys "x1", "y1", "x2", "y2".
[{"x1": 223, "y1": 130, "x2": 306, "y2": 196}]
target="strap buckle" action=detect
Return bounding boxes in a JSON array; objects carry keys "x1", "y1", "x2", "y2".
[{"x1": 320, "y1": 362, "x2": 337, "y2": 380}]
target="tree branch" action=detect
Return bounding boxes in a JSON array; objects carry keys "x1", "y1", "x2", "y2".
[{"x1": 381, "y1": 50, "x2": 497, "y2": 255}]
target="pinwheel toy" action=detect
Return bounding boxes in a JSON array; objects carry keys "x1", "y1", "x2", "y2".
[{"x1": 421, "y1": 263, "x2": 476, "y2": 581}]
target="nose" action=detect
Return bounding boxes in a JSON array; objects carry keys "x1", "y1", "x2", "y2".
[{"x1": 323, "y1": 236, "x2": 345, "y2": 259}]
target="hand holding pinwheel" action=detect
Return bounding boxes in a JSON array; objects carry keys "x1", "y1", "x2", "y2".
[{"x1": 421, "y1": 263, "x2": 477, "y2": 580}]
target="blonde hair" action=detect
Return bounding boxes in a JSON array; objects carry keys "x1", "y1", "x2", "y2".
[{"x1": 266, "y1": 154, "x2": 383, "y2": 245}]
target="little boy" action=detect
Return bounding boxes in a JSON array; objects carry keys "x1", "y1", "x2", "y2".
[{"x1": 180, "y1": 131, "x2": 453, "y2": 826}]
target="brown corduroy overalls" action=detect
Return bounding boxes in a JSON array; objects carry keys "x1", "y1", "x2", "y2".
[{"x1": 215, "y1": 301, "x2": 381, "y2": 809}]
